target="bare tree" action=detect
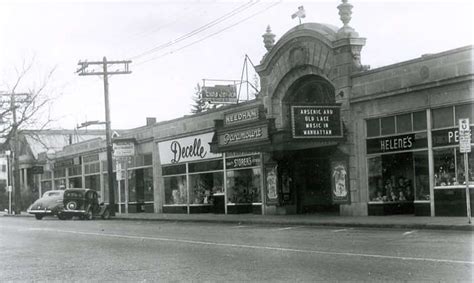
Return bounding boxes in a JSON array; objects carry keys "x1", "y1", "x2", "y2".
[{"x1": 0, "y1": 58, "x2": 57, "y2": 213}]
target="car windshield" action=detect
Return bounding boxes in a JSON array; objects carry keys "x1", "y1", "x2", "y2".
[{"x1": 65, "y1": 191, "x2": 84, "y2": 198}]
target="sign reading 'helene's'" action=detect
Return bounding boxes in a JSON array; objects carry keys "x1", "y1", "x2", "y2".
[{"x1": 291, "y1": 105, "x2": 343, "y2": 138}]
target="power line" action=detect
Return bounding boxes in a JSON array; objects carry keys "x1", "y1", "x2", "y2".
[
  {"x1": 135, "y1": 1, "x2": 281, "y2": 68},
  {"x1": 130, "y1": 0, "x2": 259, "y2": 60}
]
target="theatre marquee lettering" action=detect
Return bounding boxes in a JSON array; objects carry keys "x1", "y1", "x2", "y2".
[
  {"x1": 224, "y1": 107, "x2": 259, "y2": 126},
  {"x1": 219, "y1": 126, "x2": 269, "y2": 146},
  {"x1": 291, "y1": 105, "x2": 343, "y2": 138}
]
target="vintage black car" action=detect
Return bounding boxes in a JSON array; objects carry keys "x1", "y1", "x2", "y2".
[
  {"x1": 27, "y1": 190, "x2": 65, "y2": 220},
  {"x1": 62, "y1": 188, "x2": 111, "y2": 220}
]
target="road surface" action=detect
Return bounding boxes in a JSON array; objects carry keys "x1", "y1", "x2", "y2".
[{"x1": 0, "y1": 216, "x2": 472, "y2": 281}]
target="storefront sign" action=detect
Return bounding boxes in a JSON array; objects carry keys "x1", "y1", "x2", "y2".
[
  {"x1": 55, "y1": 157, "x2": 80, "y2": 168},
  {"x1": 224, "y1": 107, "x2": 259, "y2": 126},
  {"x1": 113, "y1": 142, "x2": 135, "y2": 157},
  {"x1": 291, "y1": 105, "x2": 343, "y2": 138},
  {"x1": 226, "y1": 155, "x2": 261, "y2": 169},
  {"x1": 218, "y1": 125, "x2": 269, "y2": 146},
  {"x1": 158, "y1": 132, "x2": 221, "y2": 165},
  {"x1": 202, "y1": 85, "x2": 237, "y2": 104},
  {"x1": 31, "y1": 166, "x2": 44, "y2": 175},
  {"x1": 366, "y1": 133, "x2": 427, "y2": 154},
  {"x1": 432, "y1": 126, "x2": 474, "y2": 147},
  {"x1": 331, "y1": 160, "x2": 350, "y2": 204}
]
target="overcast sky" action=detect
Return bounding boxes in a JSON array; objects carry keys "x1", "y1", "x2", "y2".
[{"x1": 0, "y1": 0, "x2": 473, "y2": 130}]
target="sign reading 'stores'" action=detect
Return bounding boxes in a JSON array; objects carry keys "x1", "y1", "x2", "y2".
[{"x1": 158, "y1": 132, "x2": 222, "y2": 165}]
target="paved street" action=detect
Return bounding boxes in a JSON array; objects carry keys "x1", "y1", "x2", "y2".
[{"x1": 0, "y1": 216, "x2": 472, "y2": 281}]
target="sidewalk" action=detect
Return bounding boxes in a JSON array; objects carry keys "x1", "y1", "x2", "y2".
[
  {"x1": 112, "y1": 213, "x2": 474, "y2": 231},
  {"x1": 3, "y1": 211, "x2": 473, "y2": 231}
]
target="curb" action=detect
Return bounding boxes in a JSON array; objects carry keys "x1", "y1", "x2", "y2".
[
  {"x1": 112, "y1": 216, "x2": 474, "y2": 232},
  {"x1": 3, "y1": 213, "x2": 472, "y2": 231}
]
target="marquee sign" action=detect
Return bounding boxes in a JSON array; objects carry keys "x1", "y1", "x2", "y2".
[
  {"x1": 158, "y1": 132, "x2": 221, "y2": 165},
  {"x1": 224, "y1": 107, "x2": 260, "y2": 126},
  {"x1": 218, "y1": 124, "x2": 269, "y2": 147},
  {"x1": 291, "y1": 105, "x2": 343, "y2": 138},
  {"x1": 202, "y1": 85, "x2": 237, "y2": 104}
]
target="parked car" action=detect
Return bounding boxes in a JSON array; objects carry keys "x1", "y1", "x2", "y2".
[
  {"x1": 27, "y1": 190, "x2": 65, "y2": 220},
  {"x1": 62, "y1": 188, "x2": 111, "y2": 220}
]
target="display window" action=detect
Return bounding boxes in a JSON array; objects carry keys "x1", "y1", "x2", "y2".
[
  {"x1": 189, "y1": 172, "x2": 223, "y2": 204},
  {"x1": 54, "y1": 178, "x2": 66, "y2": 190},
  {"x1": 68, "y1": 177, "x2": 82, "y2": 188},
  {"x1": 434, "y1": 148, "x2": 474, "y2": 187},
  {"x1": 368, "y1": 152, "x2": 420, "y2": 203},
  {"x1": 164, "y1": 175, "x2": 187, "y2": 205},
  {"x1": 85, "y1": 175, "x2": 100, "y2": 191},
  {"x1": 226, "y1": 168, "x2": 261, "y2": 204},
  {"x1": 40, "y1": 180, "x2": 52, "y2": 193}
]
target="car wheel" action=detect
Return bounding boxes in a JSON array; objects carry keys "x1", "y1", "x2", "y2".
[
  {"x1": 101, "y1": 209, "x2": 110, "y2": 220},
  {"x1": 35, "y1": 214, "x2": 43, "y2": 220},
  {"x1": 85, "y1": 208, "x2": 93, "y2": 220},
  {"x1": 57, "y1": 213, "x2": 69, "y2": 220}
]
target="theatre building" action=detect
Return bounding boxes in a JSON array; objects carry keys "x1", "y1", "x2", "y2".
[{"x1": 26, "y1": 1, "x2": 473, "y2": 217}]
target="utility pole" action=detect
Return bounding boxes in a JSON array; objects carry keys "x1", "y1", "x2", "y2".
[
  {"x1": 1, "y1": 92, "x2": 30, "y2": 214},
  {"x1": 77, "y1": 57, "x2": 131, "y2": 216}
]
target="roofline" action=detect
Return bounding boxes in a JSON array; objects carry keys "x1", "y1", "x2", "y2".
[{"x1": 353, "y1": 45, "x2": 474, "y2": 78}]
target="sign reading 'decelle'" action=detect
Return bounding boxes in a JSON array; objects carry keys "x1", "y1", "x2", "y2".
[
  {"x1": 158, "y1": 132, "x2": 221, "y2": 165},
  {"x1": 291, "y1": 105, "x2": 343, "y2": 138}
]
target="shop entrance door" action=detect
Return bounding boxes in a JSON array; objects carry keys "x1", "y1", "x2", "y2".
[{"x1": 293, "y1": 158, "x2": 337, "y2": 214}]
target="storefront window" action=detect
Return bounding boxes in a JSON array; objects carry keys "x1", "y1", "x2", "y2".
[
  {"x1": 189, "y1": 172, "x2": 223, "y2": 204},
  {"x1": 455, "y1": 149, "x2": 474, "y2": 184},
  {"x1": 227, "y1": 168, "x2": 261, "y2": 204},
  {"x1": 413, "y1": 111, "x2": 427, "y2": 131},
  {"x1": 68, "y1": 177, "x2": 82, "y2": 188},
  {"x1": 396, "y1": 113, "x2": 412, "y2": 133},
  {"x1": 164, "y1": 175, "x2": 187, "y2": 205},
  {"x1": 413, "y1": 151, "x2": 429, "y2": 200},
  {"x1": 143, "y1": 168, "x2": 154, "y2": 202},
  {"x1": 432, "y1": 106, "x2": 454, "y2": 129},
  {"x1": 41, "y1": 180, "x2": 52, "y2": 193},
  {"x1": 368, "y1": 153, "x2": 415, "y2": 202},
  {"x1": 433, "y1": 148, "x2": 456, "y2": 186},
  {"x1": 366, "y1": 118, "x2": 380, "y2": 137},
  {"x1": 381, "y1": 116, "x2": 395, "y2": 135},
  {"x1": 54, "y1": 178, "x2": 66, "y2": 190},
  {"x1": 85, "y1": 175, "x2": 100, "y2": 191},
  {"x1": 455, "y1": 104, "x2": 474, "y2": 122}
]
